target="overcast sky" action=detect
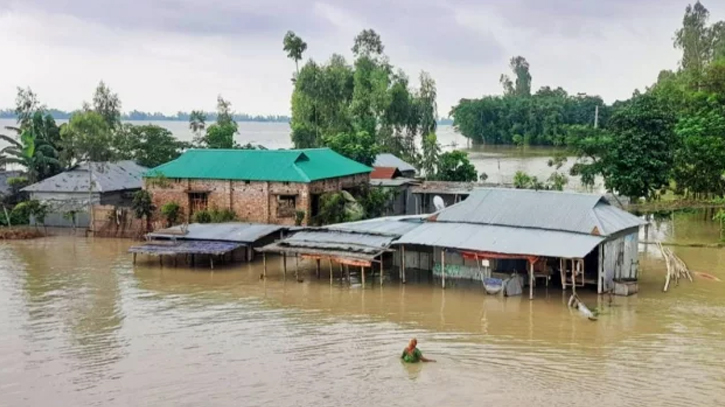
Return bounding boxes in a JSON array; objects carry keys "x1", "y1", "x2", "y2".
[{"x1": 1, "y1": 0, "x2": 724, "y2": 116}]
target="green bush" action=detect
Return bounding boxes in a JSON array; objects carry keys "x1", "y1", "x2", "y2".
[
  {"x1": 294, "y1": 210, "x2": 306, "y2": 226},
  {"x1": 160, "y1": 201, "x2": 182, "y2": 226},
  {"x1": 193, "y1": 210, "x2": 212, "y2": 224},
  {"x1": 209, "y1": 208, "x2": 237, "y2": 223}
]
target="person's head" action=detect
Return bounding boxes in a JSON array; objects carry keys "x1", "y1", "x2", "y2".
[{"x1": 409, "y1": 338, "x2": 417, "y2": 348}]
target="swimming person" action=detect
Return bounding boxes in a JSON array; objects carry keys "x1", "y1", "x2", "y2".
[{"x1": 401, "y1": 338, "x2": 435, "y2": 363}]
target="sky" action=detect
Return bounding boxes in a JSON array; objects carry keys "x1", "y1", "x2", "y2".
[{"x1": 1, "y1": 0, "x2": 724, "y2": 116}]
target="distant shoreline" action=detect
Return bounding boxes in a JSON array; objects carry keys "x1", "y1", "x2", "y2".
[{"x1": 0, "y1": 113, "x2": 452, "y2": 125}]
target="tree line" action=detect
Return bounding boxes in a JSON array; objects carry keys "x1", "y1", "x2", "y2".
[{"x1": 0, "y1": 108, "x2": 291, "y2": 123}]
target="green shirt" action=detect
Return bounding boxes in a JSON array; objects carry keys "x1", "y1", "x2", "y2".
[{"x1": 401, "y1": 347, "x2": 423, "y2": 363}]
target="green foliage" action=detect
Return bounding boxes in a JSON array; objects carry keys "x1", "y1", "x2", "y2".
[
  {"x1": 433, "y1": 151, "x2": 478, "y2": 182},
  {"x1": 357, "y1": 185, "x2": 394, "y2": 219},
  {"x1": 513, "y1": 171, "x2": 544, "y2": 190},
  {"x1": 189, "y1": 110, "x2": 207, "y2": 135},
  {"x1": 209, "y1": 208, "x2": 237, "y2": 223},
  {"x1": 421, "y1": 133, "x2": 441, "y2": 179},
  {"x1": 451, "y1": 88, "x2": 607, "y2": 146},
  {"x1": 7, "y1": 200, "x2": 47, "y2": 225},
  {"x1": 0, "y1": 122, "x2": 61, "y2": 183},
  {"x1": 600, "y1": 93, "x2": 677, "y2": 201},
  {"x1": 192, "y1": 210, "x2": 212, "y2": 224},
  {"x1": 283, "y1": 31, "x2": 308, "y2": 74},
  {"x1": 91, "y1": 81, "x2": 121, "y2": 129},
  {"x1": 294, "y1": 210, "x2": 305, "y2": 226},
  {"x1": 160, "y1": 202, "x2": 182, "y2": 227},
  {"x1": 197, "y1": 97, "x2": 238, "y2": 149},
  {"x1": 289, "y1": 29, "x2": 436, "y2": 163},
  {"x1": 323, "y1": 130, "x2": 378, "y2": 165},
  {"x1": 115, "y1": 124, "x2": 190, "y2": 168},
  {"x1": 61, "y1": 110, "x2": 115, "y2": 164},
  {"x1": 500, "y1": 56, "x2": 532, "y2": 97},
  {"x1": 314, "y1": 190, "x2": 367, "y2": 225},
  {"x1": 672, "y1": 97, "x2": 725, "y2": 197},
  {"x1": 131, "y1": 190, "x2": 155, "y2": 220}
]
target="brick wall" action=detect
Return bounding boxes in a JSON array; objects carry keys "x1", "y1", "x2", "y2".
[{"x1": 144, "y1": 172, "x2": 369, "y2": 226}]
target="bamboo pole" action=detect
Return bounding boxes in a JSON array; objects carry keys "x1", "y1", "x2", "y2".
[
  {"x1": 133, "y1": 253, "x2": 137, "y2": 264},
  {"x1": 159, "y1": 255, "x2": 163, "y2": 267},
  {"x1": 528, "y1": 260, "x2": 534, "y2": 300},
  {"x1": 316, "y1": 259, "x2": 321, "y2": 279},
  {"x1": 361, "y1": 266, "x2": 365, "y2": 287},
  {"x1": 328, "y1": 258, "x2": 333, "y2": 285},
  {"x1": 346, "y1": 264, "x2": 350, "y2": 285},
  {"x1": 295, "y1": 255, "x2": 299, "y2": 280},
  {"x1": 210, "y1": 256, "x2": 214, "y2": 270},
  {"x1": 380, "y1": 256, "x2": 384, "y2": 286},
  {"x1": 441, "y1": 249, "x2": 446, "y2": 289},
  {"x1": 560, "y1": 258, "x2": 565, "y2": 290},
  {"x1": 401, "y1": 245, "x2": 406, "y2": 284},
  {"x1": 262, "y1": 252, "x2": 267, "y2": 279},
  {"x1": 571, "y1": 259, "x2": 576, "y2": 294},
  {"x1": 283, "y1": 253, "x2": 287, "y2": 279}
]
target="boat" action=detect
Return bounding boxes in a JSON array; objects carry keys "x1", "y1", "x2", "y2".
[{"x1": 481, "y1": 276, "x2": 503, "y2": 295}]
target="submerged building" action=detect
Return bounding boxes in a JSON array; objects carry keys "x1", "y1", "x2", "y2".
[{"x1": 144, "y1": 148, "x2": 372, "y2": 226}]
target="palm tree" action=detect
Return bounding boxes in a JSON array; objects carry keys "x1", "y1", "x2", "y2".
[{"x1": 0, "y1": 128, "x2": 61, "y2": 183}]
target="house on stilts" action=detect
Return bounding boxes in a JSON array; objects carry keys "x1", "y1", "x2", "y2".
[{"x1": 394, "y1": 188, "x2": 647, "y2": 297}]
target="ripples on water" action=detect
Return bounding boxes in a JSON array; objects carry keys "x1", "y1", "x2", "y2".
[{"x1": 1, "y1": 237, "x2": 724, "y2": 407}]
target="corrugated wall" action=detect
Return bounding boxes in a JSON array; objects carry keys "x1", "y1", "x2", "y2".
[{"x1": 601, "y1": 228, "x2": 640, "y2": 292}]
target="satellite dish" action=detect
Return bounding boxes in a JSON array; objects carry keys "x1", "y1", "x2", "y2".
[{"x1": 433, "y1": 195, "x2": 446, "y2": 212}]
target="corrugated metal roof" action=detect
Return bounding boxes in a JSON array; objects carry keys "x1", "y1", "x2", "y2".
[
  {"x1": 148, "y1": 222, "x2": 284, "y2": 243},
  {"x1": 395, "y1": 222, "x2": 604, "y2": 259},
  {"x1": 434, "y1": 188, "x2": 642, "y2": 236},
  {"x1": 411, "y1": 181, "x2": 484, "y2": 195},
  {"x1": 373, "y1": 154, "x2": 416, "y2": 173},
  {"x1": 370, "y1": 178, "x2": 418, "y2": 188},
  {"x1": 128, "y1": 241, "x2": 244, "y2": 256},
  {"x1": 147, "y1": 148, "x2": 372, "y2": 183},
  {"x1": 370, "y1": 167, "x2": 400, "y2": 179},
  {"x1": 22, "y1": 161, "x2": 147, "y2": 193},
  {"x1": 286, "y1": 230, "x2": 394, "y2": 249},
  {"x1": 325, "y1": 215, "x2": 425, "y2": 236}
]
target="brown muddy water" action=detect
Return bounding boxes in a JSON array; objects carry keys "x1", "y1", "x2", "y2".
[{"x1": 1, "y1": 215, "x2": 725, "y2": 406}]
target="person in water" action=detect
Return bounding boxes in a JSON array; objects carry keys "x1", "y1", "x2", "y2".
[{"x1": 401, "y1": 338, "x2": 435, "y2": 363}]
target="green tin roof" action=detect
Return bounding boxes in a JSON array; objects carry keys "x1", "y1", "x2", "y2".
[{"x1": 145, "y1": 148, "x2": 372, "y2": 183}]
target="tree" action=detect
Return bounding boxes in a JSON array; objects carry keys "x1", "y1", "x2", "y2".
[
  {"x1": 202, "y1": 123, "x2": 237, "y2": 149},
  {"x1": 160, "y1": 201, "x2": 182, "y2": 227},
  {"x1": 189, "y1": 110, "x2": 207, "y2": 136},
  {"x1": 91, "y1": 81, "x2": 122, "y2": 129},
  {"x1": 434, "y1": 151, "x2": 478, "y2": 182},
  {"x1": 14, "y1": 87, "x2": 44, "y2": 129},
  {"x1": 672, "y1": 98, "x2": 725, "y2": 198},
  {"x1": 500, "y1": 56, "x2": 532, "y2": 97},
  {"x1": 421, "y1": 133, "x2": 440, "y2": 179},
  {"x1": 60, "y1": 111, "x2": 115, "y2": 165},
  {"x1": 118, "y1": 124, "x2": 190, "y2": 168},
  {"x1": 198, "y1": 96, "x2": 238, "y2": 149},
  {"x1": 0, "y1": 122, "x2": 61, "y2": 183},
  {"x1": 417, "y1": 71, "x2": 437, "y2": 136},
  {"x1": 599, "y1": 93, "x2": 677, "y2": 201},
  {"x1": 283, "y1": 31, "x2": 308, "y2": 76},
  {"x1": 352, "y1": 29, "x2": 384, "y2": 57},
  {"x1": 323, "y1": 130, "x2": 378, "y2": 166}
]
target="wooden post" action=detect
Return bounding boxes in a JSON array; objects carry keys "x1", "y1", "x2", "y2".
[
  {"x1": 283, "y1": 253, "x2": 287, "y2": 278},
  {"x1": 210, "y1": 256, "x2": 214, "y2": 270},
  {"x1": 263, "y1": 252, "x2": 267, "y2": 279},
  {"x1": 191, "y1": 254, "x2": 195, "y2": 267},
  {"x1": 295, "y1": 255, "x2": 299, "y2": 280},
  {"x1": 361, "y1": 266, "x2": 365, "y2": 287},
  {"x1": 571, "y1": 259, "x2": 576, "y2": 294},
  {"x1": 329, "y1": 258, "x2": 333, "y2": 285},
  {"x1": 346, "y1": 264, "x2": 350, "y2": 285},
  {"x1": 133, "y1": 253, "x2": 137, "y2": 264},
  {"x1": 174, "y1": 256, "x2": 177, "y2": 267},
  {"x1": 401, "y1": 245, "x2": 406, "y2": 284},
  {"x1": 316, "y1": 259, "x2": 321, "y2": 279},
  {"x1": 159, "y1": 255, "x2": 163, "y2": 267},
  {"x1": 529, "y1": 259, "x2": 534, "y2": 300},
  {"x1": 441, "y1": 249, "x2": 446, "y2": 289},
  {"x1": 380, "y1": 258, "x2": 384, "y2": 286}
]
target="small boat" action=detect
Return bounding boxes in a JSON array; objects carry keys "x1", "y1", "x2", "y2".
[{"x1": 482, "y1": 277, "x2": 503, "y2": 295}]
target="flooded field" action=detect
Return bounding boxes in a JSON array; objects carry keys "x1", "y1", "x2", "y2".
[{"x1": 1, "y1": 212, "x2": 724, "y2": 406}]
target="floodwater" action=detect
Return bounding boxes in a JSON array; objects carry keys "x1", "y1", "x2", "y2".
[{"x1": 1, "y1": 213, "x2": 725, "y2": 407}]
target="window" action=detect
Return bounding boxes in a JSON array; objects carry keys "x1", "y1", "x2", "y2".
[
  {"x1": 277, "y1": 195, "x2": 297, "y2": 218},
  {"x1": 189, "y1": 192, "x2": 208, "y2": 215}
]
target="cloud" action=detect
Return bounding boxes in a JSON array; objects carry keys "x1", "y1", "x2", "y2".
[{"x1": 1, "y1": 0, "x2": 724, "y2": 115}]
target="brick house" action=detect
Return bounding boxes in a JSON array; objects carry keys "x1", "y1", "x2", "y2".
[{"x1": 144, "y1": 148, "x2": 372, "y2": 225}]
